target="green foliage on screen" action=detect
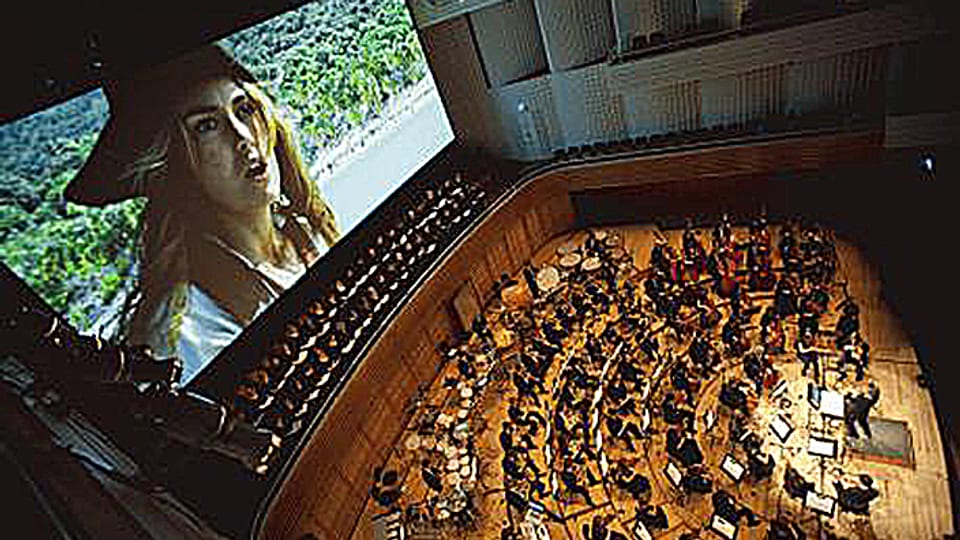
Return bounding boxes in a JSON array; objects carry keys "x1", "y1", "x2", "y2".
[{"x1": 0, "y1": 0, "x2": 427, "y2": 332}]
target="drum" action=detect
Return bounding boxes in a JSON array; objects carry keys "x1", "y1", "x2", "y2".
[
  {"x1": 556, "y1": 242, "x2": 578, "y2": 256},
  {"x1": 536, "y1": 265, "x2": 561, "y2": 292},
  {"x1": 604, "y1": 235, "x2": 621, "y2": 247},
  {"x1": 559, "y1": 253, "x2": 582, "y2": 269},
  {"x1": 582, "y1": 257, "x2": 601, "y2": 272},
  {"x1": 405, "y1": 433, "x2": 422, "y2": 451}
]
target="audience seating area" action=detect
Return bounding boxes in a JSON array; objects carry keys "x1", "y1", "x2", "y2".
[{"x1": 228, "y1": 172, "x2": 488, "y2": 464}]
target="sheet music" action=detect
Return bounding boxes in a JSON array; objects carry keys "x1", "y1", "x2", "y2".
[
  {"x1": 721, "y1": 454, "x2": 746, "y2": 481},
  {"x1": 633, "y1": 520, "x2": 653, "y2": 540},
  {"x1": 804, "y1": 491, "x2": 837, "y2": 517},
  {"x1": 808, "y1": 436, "x2": 838, "y2": 458},
  {"x1": 770, "y1": 414, "x2": 794, "y2": 443},
  {"x1": 819, "y1": 389, "x2": 845, "y2": 417},
  {"x1": 664, "y1": 462, "x2": 682, "y2": 487},
  {"x1": 710, "y1": 514, "x2": 738, "y2": 539}
]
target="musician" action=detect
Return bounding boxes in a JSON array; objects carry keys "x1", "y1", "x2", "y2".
[
  {"x1": 680, "y1": 465, "x2": 713, "y2": 494},
  {"x1": 560, "y1": 465, "x2": 595, "y2": 506},
  {"x1": 713, "y1": 213, "x2": 732, "y2": 250},
  {"x1": 835, "y1": 300, "x2": 860, "y2": 348},
  {"x1": 743, "y1": 351, "x2": 765, "y2": 395},
  {"x1": 662, "y1": 393, "x2": 695, "y2": 431},
  {"x1": 522, "y1": 263, "x2": 539, "y2": 298},
  {"x1": 747, "y1": 449, "x2": 775, "y2": 481},
  {"x1": 650, "y1": 236, "x2": 670, "y2": 276},
  {"x1": 612, "y1": 462, "x2": 652, "y2": 500},
  {"x1": 796, "y1": 331, "x2": 820, "y2": 381},
  {"x1": 834, "y1": 475, "x2": 880, "y2": 515},
  {"x1": 760, "y1": 306, "x2": 785, "y2": 353},
  {"x1": 721, "y1": 314, "x2": 746, "y2": 357},
  {"x1": 784, "y1": 465, "x2": 813, "y2": 499},
  {"x1": 688, "y1": 331, "x2": 716, "y2": 372},
  {"x1": 637, "y1": 504, "x2": 669, "y2": 530},
  {"x1": 605, "y1": 414, "x2": 643, "y2": 453},
  {"x1": 712, "y1": 490, "x2": 760, "y2": 526},
  {"x1": 421, "y1": 459, "x2": 444, "y2": 492},
  {"x1": 845, "y1": 382, "x2": 880, "y2": 439},
  {"x1": 719, "y1": 380, "x2": 749, "y2": 415}
]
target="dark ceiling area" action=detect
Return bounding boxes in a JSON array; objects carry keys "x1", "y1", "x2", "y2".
[{"x1": 0, "y1": 0, "x2": 308, "y2": 124}]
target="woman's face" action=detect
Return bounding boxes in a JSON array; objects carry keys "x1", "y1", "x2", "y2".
[{"x1": 177, "y1": 78, "x2": 281, "y2": 215}]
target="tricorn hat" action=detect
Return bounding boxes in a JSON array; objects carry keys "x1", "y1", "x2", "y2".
[{"x1": 65, "y1": 44, "x2": 257, "y2": 207}]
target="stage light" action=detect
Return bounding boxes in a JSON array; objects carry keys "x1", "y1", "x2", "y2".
[{"x1": 919, "y1": 153, "x2": 935, "y2": 176}]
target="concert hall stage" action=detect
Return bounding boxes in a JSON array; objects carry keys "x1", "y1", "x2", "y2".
[{"x1": 353, "y1": 224, "x2": 953, "y2": 540}]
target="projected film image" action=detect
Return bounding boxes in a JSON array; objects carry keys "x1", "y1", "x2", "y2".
[{"x1": 0, "y1": 0, "x2": 454, "y2": 382}]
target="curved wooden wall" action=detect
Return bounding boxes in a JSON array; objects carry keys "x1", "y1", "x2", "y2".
[{"x1": 259, "y1": 128, "x2": 882, "y2": 540}]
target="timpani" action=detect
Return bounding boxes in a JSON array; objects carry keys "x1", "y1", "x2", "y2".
[
  {"x1": 405, "y1": 433, "x2": 422, "y2": 451},
  {"x1": 559, "y1": 253, "x2": 582, "y2": 269},
  {"x1": 536, "y1": 265, "x2": 561, "y2": 292}
]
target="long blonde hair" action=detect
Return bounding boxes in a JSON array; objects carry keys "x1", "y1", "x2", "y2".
[{"x1": 118, "y1": 79, "x2": 340, "y2": 355}]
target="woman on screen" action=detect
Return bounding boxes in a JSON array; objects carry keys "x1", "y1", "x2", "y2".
[{"x1": 65, "y1": 44, "x2": 341, "y2": 382}]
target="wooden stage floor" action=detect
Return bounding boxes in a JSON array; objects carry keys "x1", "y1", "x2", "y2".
[{"x1": 349, "y1": 224, "x2": 953, "y2": 540}]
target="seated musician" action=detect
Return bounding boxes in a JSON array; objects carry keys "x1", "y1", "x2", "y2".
[
  {"x1": 612, "y1": 462, "x2": 651, "y2": 500},
  {"x1": 719, "y1": 380, "x2": 749, "y2": 415},
  {"x1": 779, "y1": 226, "x2": 799, "y2": 273},
  {"x1": 783, "y1": 465, "x2": 813, "y2": 499},
  {"x1": 712, "y1": 490, "x2": 760, "y2": 526},
  {"x1": 637, "y1": 504, "x2": 669, "y2": 530},
  {"x1": 680, "y1": 465, "x2": 713, "y2": 494},
  {"x1": 768, "y1": 518, "x2": 805, "y2": 540},
  {"x1": 662, "y1": 393, "x2": 695, "y2": 431},
  {"x1": 650, "y1": 236, "x2": 670, "y2": 275},
  {"x1": 747, "y1": 449, "x2": 775, "y2": 481},
  {"x1": 743, "y1": 352, "x2": 765, "y2": 395},
  {"x1": 834, "y1": 475, "x2": 880, "y2": 515}
]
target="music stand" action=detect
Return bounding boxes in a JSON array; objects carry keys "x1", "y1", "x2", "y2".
[
  {"x1": 804, "y1": 490, "x2": 837, "y2": 518},
  {"x1": 819, "y1": 389, "x2": 844, "y2": 418},
  {"x1": 770, "y1": 414, "x2": 794, "y2": 444},
  {"x1": 632, "y1": 519, "x2": 653, "y2": 540},
  {"x1": 807, "y1": 382, "x2": 821, "y2": 409},
  {"x1": 807, "y1": 436, "x2": 839, "y2": 458},
  {"x1": 664, "y1": 462, "x2": 683, "y2": 490},
  {"x1": 721, "y1": 454, "x2": 746, "y2": 482}
]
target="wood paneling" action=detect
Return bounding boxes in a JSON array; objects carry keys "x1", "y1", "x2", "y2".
[{"x1": 471, "y1": 0, "x2": 548, "y2": 87}]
